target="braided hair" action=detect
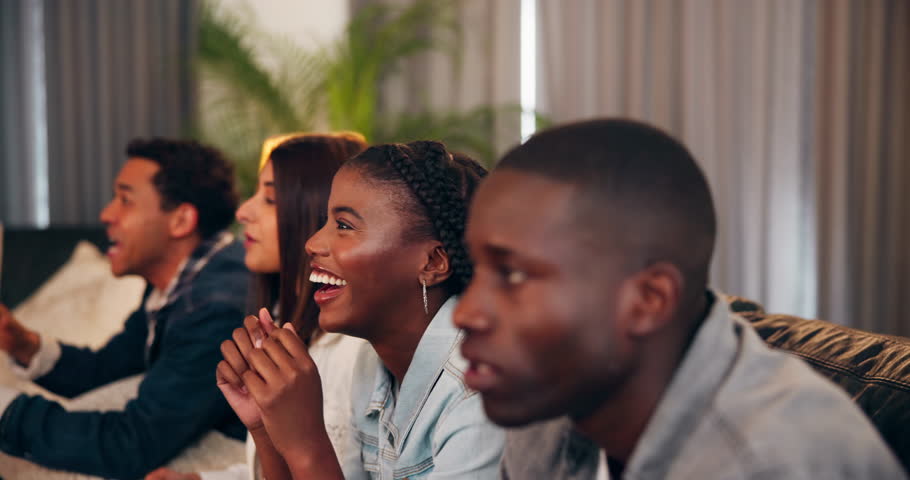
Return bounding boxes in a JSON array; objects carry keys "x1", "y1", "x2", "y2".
[{"x1": 345, "y1": 141, "x2": 487, "y2": 293}]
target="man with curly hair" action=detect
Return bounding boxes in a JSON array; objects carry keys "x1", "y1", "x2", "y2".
[{"x1": 0, "y1": 139, "x2": 249, "y2": 478}]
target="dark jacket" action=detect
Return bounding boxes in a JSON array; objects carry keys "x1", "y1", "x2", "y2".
[{"x1": 0, "y1": 238, "x2": 248, "y2": 479}]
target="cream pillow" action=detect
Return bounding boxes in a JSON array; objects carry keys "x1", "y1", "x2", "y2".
[{"x1": 0, "y1": 241, "x2": 245, "y2": 479}]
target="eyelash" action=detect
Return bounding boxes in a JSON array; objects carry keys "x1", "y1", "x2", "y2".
[
  {"x1": 336, "y1": 220, "x2": 353, "y2": 231},
  {"x1": 265, "y1": 197, "x2": 275, "y2": 205}
]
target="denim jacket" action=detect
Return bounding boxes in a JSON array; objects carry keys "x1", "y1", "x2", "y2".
[
  {"x1": 341, "y1": 297, "x2": 505, "y2": 479},
  {"x1": 500, "y1": 291, "x2": 907, "y2": 480}
]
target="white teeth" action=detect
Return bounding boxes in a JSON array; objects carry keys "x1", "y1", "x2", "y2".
[{"x1": 309, "y1": 271, "x2": 347, "y2": 286}]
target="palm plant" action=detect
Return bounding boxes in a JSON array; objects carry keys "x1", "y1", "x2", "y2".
[{"x1": 195, "y1": 0, "x2": 520, "y2": 197}]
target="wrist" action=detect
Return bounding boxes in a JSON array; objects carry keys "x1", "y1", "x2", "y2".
[
  {"x1": 285, "y1": 435, "x2": 340, "y2": 478},
  {"x1": 13, "y1": 330, "x2": 40, "y2": 367}
]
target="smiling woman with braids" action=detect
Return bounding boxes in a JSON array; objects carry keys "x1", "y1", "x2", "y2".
[{"x1": 218, "y1": 141, "x2": 504, "y2": 479}]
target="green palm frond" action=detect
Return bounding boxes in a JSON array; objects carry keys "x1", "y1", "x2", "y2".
[{"x1": 194, "y1": 0, "x2": 537, "y2": 195}]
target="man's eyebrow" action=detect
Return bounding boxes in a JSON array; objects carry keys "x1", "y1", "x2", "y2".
[
  {"x1": 264, "y1": 181, "x2": 275, "y2": 187},
  {"x1": 114, "y1": 183, "x2": 134, "y2": 192},
  {"x1": 331, "y1": 205, "x2": 364, "y2": 222},
  {"x1": 484, "y1": 243, "x2": 515, "y2": 260}
]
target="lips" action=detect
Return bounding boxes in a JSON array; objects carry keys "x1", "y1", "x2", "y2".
[
  {"x1": 106, "y1": 234, "x2": 122, "y2": 259},
  {"x1": 309, "y1": 265, "x2": 347, "y2": 306},
  {"x1": 464, "y1": 360, "x2": 501, "y2": 393},
  {"x1": 461, "y1": 344, "x2": 502, "y2": 393},
  {"x1": 244, "y1": 233, "x2": 257, "y2": 247}
]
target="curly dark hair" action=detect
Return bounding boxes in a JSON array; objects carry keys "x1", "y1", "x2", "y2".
[
  {"x1": 126, "y1": 138, "x2": 238, "y2": 239},
  {"x1": 346, "y1": 141, "x2": 487, "y2": 294}
]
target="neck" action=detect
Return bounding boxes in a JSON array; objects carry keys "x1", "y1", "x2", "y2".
[
  {"x1": 369, "y1": 291, "x2": 449, "y2": 383},
  {"x1": 574, "y1": 294, "x2": 709, "y2": 463},
  {"x1": 145, "y1": 235, "x2": 201, "y2": 291}
]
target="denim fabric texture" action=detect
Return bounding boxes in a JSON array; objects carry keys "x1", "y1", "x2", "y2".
[
  {"x1": 500, "y1": 291, "x2": 907, "y2": 480},
  {"x1": 341, "y1": 297, "x2": 505, "y2": 479}
]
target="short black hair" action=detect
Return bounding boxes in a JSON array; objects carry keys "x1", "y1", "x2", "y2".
[
  {"x1": 498, "y1": 118, "x2": 716, "y2": 292},
  {"x1": 346, "y1": 141, "x2": 488, "y2": 294},
  {"x1": 126, "y1": 138, "x2": 238, "y2": 239}
]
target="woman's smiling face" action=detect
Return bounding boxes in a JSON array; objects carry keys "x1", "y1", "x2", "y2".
[{"x1": 305, "y1": 166, "x2": 431, "y2": 338}]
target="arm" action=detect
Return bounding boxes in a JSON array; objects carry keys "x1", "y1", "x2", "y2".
[
  {"x1": 0, "y1": 302, "x2": 243, "y2": 479},
  {"x1": 250, "y1": 426, "x2": 293, "y2": 480},
  {"x1": 427, "y1": 392, "x2": 505, "y2": 479},
  {"x1": 33, "y1": 306, "x2": 148, "y2": 397}
]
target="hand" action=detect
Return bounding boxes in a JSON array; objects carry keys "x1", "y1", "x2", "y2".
[
  {"x1": 217, "y1": 309, "x2": 277, "y2": 431},
  {"x1": 0, "y1": 303, "x2": 40, "y2": 366},
  {"x1": 241, "y1": 319, "x2": 331, "y2": 461},
  {"x1": 144, "y1": 467, "x2": 201, "y2": 480}
]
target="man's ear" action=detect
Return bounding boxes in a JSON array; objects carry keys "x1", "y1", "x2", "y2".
[
  {"x1": 168, "y1": 203, "x2": 199, "y2": 239},
  {"x1": 617, "y1": 262, "x2": 683, "y2": 338},
  {"x1": 419, "y1": 243, "x2": 452, "y2": 287}
]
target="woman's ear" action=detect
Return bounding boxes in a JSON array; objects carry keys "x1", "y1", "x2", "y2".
[{"x1": 420, "y1": 243, "x2": 451, "y2": 287}]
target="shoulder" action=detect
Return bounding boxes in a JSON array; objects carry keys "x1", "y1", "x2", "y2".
[
  {"x1": 187, "y1": 241, "x2": 248, "y2": 305},
  {"x1": 704, "y1": 323, "x2": 905, "y2": 477},
  {"x1": 502, "y1": 416, "x2": 598, "y2": 479}
]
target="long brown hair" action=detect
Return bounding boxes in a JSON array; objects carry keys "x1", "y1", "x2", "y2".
[{"x1": 251, "y1": 132, "x2": 367, "y2": 338}]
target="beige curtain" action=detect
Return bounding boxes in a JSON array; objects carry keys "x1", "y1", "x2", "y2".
[
  {"x1": 813, "y1": 0, "x2": 910, "y2": 334},
  {"x1": 359, "y1": 0, "x2": 523, "y2": 157},
  {"x1": 537, "y1": 0, "x2": 909, "y2": 335},
  {"x1": 43, "y1": 0, "x2": 198, "y2": 225}
]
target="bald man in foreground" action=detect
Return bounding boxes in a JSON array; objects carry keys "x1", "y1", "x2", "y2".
[{"x1": 454, "y1": 119, "x2": 905, "y2": 479}]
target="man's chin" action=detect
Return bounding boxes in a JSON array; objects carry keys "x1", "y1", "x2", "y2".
[
  {"x1": 481, "y1": 394, "x2": 556, "y2": 428},
  {"x1": 108, "y1": 263, "x2": 131, "y2": 278}
]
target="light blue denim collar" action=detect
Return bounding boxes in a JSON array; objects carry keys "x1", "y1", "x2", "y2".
[{"x1": 362, "y1": 296, "x2": 461, "y2": 446}]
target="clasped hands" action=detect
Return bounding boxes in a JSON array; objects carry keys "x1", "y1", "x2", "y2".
[{"x1": 216, "y1": 309, "x2": 329, "y2": 459}]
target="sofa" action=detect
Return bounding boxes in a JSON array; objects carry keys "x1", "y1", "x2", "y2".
[{"x1": 728, "y1": 296, "x2": 910, "y2": 472}]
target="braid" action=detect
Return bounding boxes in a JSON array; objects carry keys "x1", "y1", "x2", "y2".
[
  {"x1": 349, "y1": 141, "x2": 487, "y2": 293},
  {"x1": 404, "y1": 141, "x2": 479, "y2": 292}
]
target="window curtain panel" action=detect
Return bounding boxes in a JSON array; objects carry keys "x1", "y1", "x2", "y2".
[
  {"x1": 352, "y1": 0, "x2": 523, "y2": 159},
  {"x1": 1, "y1": 0, "x2": 197, "y2": 227},
  {"x1": 1, "y1": 0, "x2": 45, "y2": 227},
  {"x1": 536, "y1": 0, "x2": 909, "y2": 336}
]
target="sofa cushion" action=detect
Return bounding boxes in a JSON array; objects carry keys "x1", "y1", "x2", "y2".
[{"x1": 727, "y1": 295, "x2": 910, "y2": 471}]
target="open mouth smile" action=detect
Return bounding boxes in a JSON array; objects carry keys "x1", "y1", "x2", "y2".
[{"x1": 309, "y1": 266, "x2": 347, "y2": 305}]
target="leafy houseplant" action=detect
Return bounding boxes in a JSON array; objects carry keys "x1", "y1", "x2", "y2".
[{"x1": 195, "y1": 0, "x2": 521, "y2": 197}]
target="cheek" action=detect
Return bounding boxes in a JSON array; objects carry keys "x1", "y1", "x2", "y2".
[
  {"x1": 336, "y1": 236, "x2": 415, "y2": 290},
  {"x1": 510, "y1": 282, "x2": 594, "y2": 376}
]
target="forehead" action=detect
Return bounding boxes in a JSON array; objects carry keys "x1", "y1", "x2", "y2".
[
  {"x1": 468, "y1": 169, "x2": 579, "y2": 259},
  {"x1": 259, "y1": 161, "x2": 274, "y2": 182},
  {"x1": 329, "y1": 167, "x2": 410, "y2": 220}
]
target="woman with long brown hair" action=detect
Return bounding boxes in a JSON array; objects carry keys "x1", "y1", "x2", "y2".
[{"x1": 145, "y1": 132, "x2": 367, "y2": 480}]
